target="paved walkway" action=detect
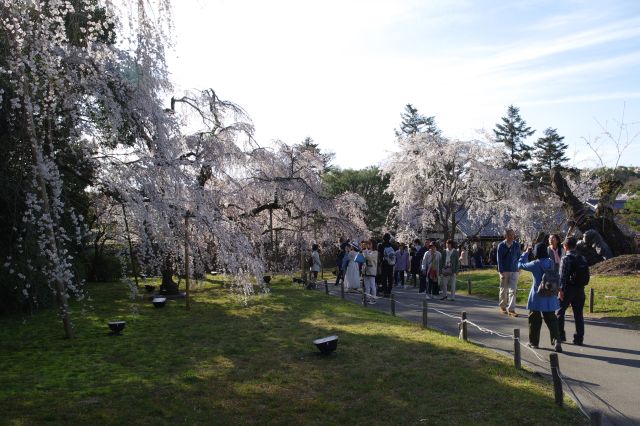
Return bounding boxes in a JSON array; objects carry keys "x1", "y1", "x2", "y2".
[{"x1": 316, "y1": 282, "x2": 640, "y2": 426}]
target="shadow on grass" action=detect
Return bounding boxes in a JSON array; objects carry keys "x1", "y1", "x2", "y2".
[{"x1": 0, "y1": 281, "x2": 586, "y2": 425}]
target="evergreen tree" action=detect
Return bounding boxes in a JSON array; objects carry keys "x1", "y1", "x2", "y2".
[
  {"x1": 395, "y1": 104, "x2": 440, "y2": 137},
  {"x1": 532, "y1": 127, "x2": 569, "y2": 185},
  {"x1": 493, "y1": 105, "x2": 535, "y2": 171}
]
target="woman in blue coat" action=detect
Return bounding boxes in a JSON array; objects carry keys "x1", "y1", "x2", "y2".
[{"x1": 518, "y1": 243, "x2": 562, "y2": 352}]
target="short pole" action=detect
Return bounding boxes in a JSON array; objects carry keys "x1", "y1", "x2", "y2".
[
  {"x1": 460, "y1": 311, "x2": 468, "y2": 341},
  {"x1": 550, "y1": 353, "x2": 563, "y2": 406},
  {"x1": 589, "y1": 288, "x2": 594, "y2": 313},
  {"x1": 324, "y1": 280, "x2": 328, "y2": 295},
  {"x1": 590, "y1": 411, "x2": 603, "y2": 426},
  {"x1": 467, "y1": 279, "x2": 472, "y2": 295},
  {"x1": 391, "y1": 294, "x2": 396, "y2": 316},
  {"x1": 341, "y1": 280, "x2": 345, "y2": 299},
  {"x1": 513, "y1": 328, "x2": 521, "y2": 369},
  {"x1": 362, "y1": 292, "x2": 367, "y2": 307},
  {"x1": 422, "y1": 299, "x2": 428, "y2": 329}
]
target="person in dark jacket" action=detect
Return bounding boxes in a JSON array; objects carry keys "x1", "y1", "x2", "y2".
[
  {"x1": 335, "y1": 238, "x2": 348, "y2": 286},
  {"x1": 410, "y1": 239, "x2": 426, "y2": 289},
  {"x1": 378, "y1": 233, "x2": 394, "y2": 297},
  {"x1": 557, "y1": 236, "x2": 587, "y2": 345}
]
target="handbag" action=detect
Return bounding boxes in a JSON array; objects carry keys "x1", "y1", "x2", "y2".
[
  {"x1": 355, "y1": 252, "x2": 365, "y2": 264},
  {"x1": 442, "y1": 266, "x2": 452, "y2": 277}
]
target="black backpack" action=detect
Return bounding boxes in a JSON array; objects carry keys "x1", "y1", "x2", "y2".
[{"x1": 570, "y1": 254, "x2": 590, "y2": 287}]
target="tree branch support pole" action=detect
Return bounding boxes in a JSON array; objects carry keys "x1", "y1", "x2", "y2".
[
  {"x1": 550, "y1": 353, "x2": 563, "y2": 406},
  {"x1": 422, "y1": 299, "x2": 428, "y2": 328},
  {"x1": 121, "y1": 203, "x2": 139, "y2": 288},
  {"x1": 589, "y1": 288, "x2": 594, "y2": 313},
  {"x1": 362, "y1": 292, "x2": 367, "y2": 307},
  {"x1": 184, "y1": 214, "x2": 191, "y2": 310},
  {"x1": 341, "y1": 280, "x2": 345, "y2": 299},
  {"x1": 513, "y1": 328, "x2": 521, "y2": 369},
  {"x1": 24, "y1": 83, "x2": 73, "y2": 339},
  {"x1": 467, "y1": 279, "x2": 472, "y2": 295},
  {"x1": 324, "y1": 280, "x2": 328, "y2": 295},
  {"x1": 391, "y1": 294, "x2": 396, "y2": 316}
]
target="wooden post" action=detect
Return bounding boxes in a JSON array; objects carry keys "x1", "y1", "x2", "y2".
[
  {"x1": 550, "y1": 353, "x2": 563, "y2": 406},
  {"x1": 589, "y1": 288, "x2": 594, "y2": 313},
  {"x1": 590, "y1": 411, "x2": 603, "y2": 426},
  {"x1": 422, "y1": 299, "x2": 428, "y2": 329},
  {"x1": 391, "y1": 294, "x2": 396, "y2": 316},
  {"x1": 362, "y1": 292, "x2": 367, "y2": 307},
  {"x1": 324, "y1": 280, "x2": 328, "y2": 295},
  {"x1": 341, "y1": 280, "x2": 345, "y2": 299},
  {"x1": 513, "y1": 329, "x2": 521, "y2": 369},
  {"x1": 460, "y1": 311, "x2": 468, "y2": 341},
  {"x1": 184, "y1": 214, "x2": 191, "y2": 311},
  {"x1": 467, "y1": 279, "x2": 472, "y2": 295}
]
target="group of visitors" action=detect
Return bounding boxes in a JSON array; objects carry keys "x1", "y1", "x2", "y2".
[
  {"x1": 332, "y1": 233, "x2": 462, "y2": 303},
  {"x1": 499, "y1": 229, "x2": 589, "y2": 353},
  {"x1": 310, "y1": 227, "x2": 590, "y2": 353}
]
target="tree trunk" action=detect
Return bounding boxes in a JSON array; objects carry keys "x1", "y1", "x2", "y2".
[
  {"x1": 160, "y1": 254, "x2": 179, "y2": 295},
  {"x1": 549, "y1": 170, "x2": 636, "y2": 257},
  {"x1": 24, "y1": 83, "x2": 74, "y2": 339}
]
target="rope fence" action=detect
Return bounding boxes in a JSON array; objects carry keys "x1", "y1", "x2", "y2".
[{"x1": 311, "y1": 278, "x2": 601, "y2": 423}]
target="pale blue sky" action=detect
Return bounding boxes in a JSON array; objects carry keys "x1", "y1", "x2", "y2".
[{"x1": 168, "y1": 0, "x2": 640, "y2": 169}]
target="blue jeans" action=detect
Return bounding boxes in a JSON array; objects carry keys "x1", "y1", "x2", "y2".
[{"x1": 556, "y1": 286, "x2": 585, "y2": 343}]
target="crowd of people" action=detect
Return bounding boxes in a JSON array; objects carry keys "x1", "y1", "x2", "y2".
[{"x1": 309, "y1": 228, "x2": 590, "y2": 353}]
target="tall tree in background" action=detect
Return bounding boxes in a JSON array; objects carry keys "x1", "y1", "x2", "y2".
[
  {"x1": 323, "y1": 167, "x2": 394, "y2": 234},
  {"x1": 395, "y1": 103, "x2": 440, "y2": 137},
  {"x1": 494, "y1": 105, "x2": 535, "y2": 171},
  {"x1": 532, "y1": 127, "x2": 570, "y2": 186}
]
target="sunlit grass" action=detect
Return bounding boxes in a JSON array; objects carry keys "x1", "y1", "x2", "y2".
[{"x1": 0, "y1": 276, "x2": 586, "y2": 425}]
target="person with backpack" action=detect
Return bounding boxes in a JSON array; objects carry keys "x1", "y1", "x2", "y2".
[
  {"x1": 557, "y1": 236, "x2": 590, "y2": 346},
  {"x1": 518, "y1": 243, "x2": 562, "y2": 352},
  {"x1": 547, "y1": 233, "x2": 563, "y2": 271},
  {"x1": 378, "y1": 233, "x2": 395, "y2": 297}
]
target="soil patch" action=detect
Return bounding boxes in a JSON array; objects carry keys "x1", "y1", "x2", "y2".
[{"x1": 590, "y1": 254, "x2": 640, "y2": 276}]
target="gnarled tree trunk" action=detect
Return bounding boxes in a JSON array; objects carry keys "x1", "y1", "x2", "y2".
[{"x1": 549, "y1": 170, "x2": 636, "y2": 258}]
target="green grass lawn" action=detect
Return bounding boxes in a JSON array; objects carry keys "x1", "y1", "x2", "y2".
[
  {"x1": 457, "y1": 269, "x2": 640, "y2": 325},
  {"x1": 0, "y1": 276, "x2": 586, "y2": 425}
]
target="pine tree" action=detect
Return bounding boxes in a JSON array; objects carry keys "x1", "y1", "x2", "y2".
[
  {"x1": 493, "y1": 105, "x2": 535, "y2": 171},
  {"x1": 395, "y1": 104, "x2": 440, "y2": 137},
  {"x1": 532, "y1": 127, "x2": 569, "y2": 185}
]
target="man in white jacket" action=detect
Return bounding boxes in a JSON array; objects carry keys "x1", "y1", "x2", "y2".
[{"x1": 421, "y1": 243, "x2": 442, "y2": 299}]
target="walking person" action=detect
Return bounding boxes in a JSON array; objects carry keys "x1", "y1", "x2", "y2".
[
  {"x1": 557, "y1": 236, "x2": 590, "y2": 345},
  {"x1": 394, "y1": 243, "x2": 409, "y2": 289},
  {"x1": 459, "y1": 245, "x2": 469, "y2": 271},
  {"x1": 409, "y1": 239, "x2": 423, "y2": 288},
  {"x1": 363, "y1": 240, "x2": 378, "y2": 304},
  {"x1": 547, "y1": 233, "x2": 563, "y2": 272},
  {"x1": 335, "y1": 238, "x2": 348, "y2": 286},
  {"x1": 497, "y1": 229, "x2": 521, "y2": 317},
  {"x1": 518, "y1": 243, "x2": 562, "y2": 352},
  {"x1": 421, "y1": 243, "x2": 441, "y2": 299},
  {"x1": 310, "y1": 244, "x2": 322, "y2": 287},
  {"x1": 378, "y1": 233, "x2": 395, "y2": 297},
  {"x1": 343, "y1": 244, "x2": 361, "y2": 292},
  {"x1": 440, "y1": 240, "x2": 459, "y2": 301}
]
